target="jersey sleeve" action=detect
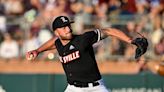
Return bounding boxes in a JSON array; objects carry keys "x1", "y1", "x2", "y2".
[{"x1": 82, "y1": 29, "x2": 101, "y2": 46}]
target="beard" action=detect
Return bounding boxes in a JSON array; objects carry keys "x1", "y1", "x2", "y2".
[
  {"x1": 60, "y1": 29, "x2": 73, "y2": 40},
  {"x1": 60, "y1": 34, "x2": 72, "y2": 40}
]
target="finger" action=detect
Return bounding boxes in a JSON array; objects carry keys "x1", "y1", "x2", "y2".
[
  {"x1": 26, "y1": 52, "x2": 34, "y2": 61},
  {"x1": 32, "y1": 51, "x2": 39, "y2": 60},
  {"x1": 32, "y1": 51, "x2": 37, "y2": 59},
  {"x1": 30, "y1": 54, "x2": 35, "y2": 61},
  {"x1": 31, "y1": 53, "x2": 37, "y2": 61},
  {"x1": 26, "y1": 52, "x2": 30, "y2": 59}
]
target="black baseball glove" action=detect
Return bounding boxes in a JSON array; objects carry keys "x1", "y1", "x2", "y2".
[{"x1": 131, "y1": 37, "x2": 148, "y2": 59}]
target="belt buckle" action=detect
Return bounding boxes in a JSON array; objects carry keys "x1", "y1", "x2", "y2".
[
  {"x1": 71, "y1": 81, "x2": 99, "y2": 88},
  {"x1": 88, "y1": 83, "x2": 93, "y2": 87}
]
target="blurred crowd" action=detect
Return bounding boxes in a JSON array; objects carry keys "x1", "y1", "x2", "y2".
[{"x1": 0, "y1": 0, "x2": 163, "y2": 61}]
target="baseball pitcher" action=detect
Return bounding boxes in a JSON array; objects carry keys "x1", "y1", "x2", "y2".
[{"x1": 26, "y1": 16, "x2": 148, "y2": 92}]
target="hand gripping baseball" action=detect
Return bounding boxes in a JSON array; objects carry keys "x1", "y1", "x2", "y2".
[
  {"x1": 131, "y1": 34, "x2": 148, "y2": 59},
  {"x1": 26, "y1": 50, "x2": 39, "y2": 61}
]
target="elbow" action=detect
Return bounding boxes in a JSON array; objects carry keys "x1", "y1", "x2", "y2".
[{"x1": 104, "y1": 28, "x2": 120, "y2": 36}]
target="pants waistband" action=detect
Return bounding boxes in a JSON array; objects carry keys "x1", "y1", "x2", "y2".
[{"x1": 68, "y1": 79, "x2": 102, "y2": 88}]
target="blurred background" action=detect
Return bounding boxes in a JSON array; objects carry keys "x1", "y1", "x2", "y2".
[{"x1": 0, "y1": 0, "x2": 164, "y2": 92}]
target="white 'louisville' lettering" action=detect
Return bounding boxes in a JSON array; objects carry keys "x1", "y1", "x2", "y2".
[{"x1": 61, "y1": 51, "x2": 80, "y2": 63}]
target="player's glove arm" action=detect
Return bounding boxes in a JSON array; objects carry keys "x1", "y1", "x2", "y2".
[
  {"x1": 100, "y1": 28, "x2": 148, "y2": 59},
  {"x1": 100, "y1": 28, "x2": 132, "y2": 43}
]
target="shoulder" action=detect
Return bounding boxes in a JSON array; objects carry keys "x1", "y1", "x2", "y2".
[{"x1": 82, "y1": 29, "x2": 100, "y2": 36}]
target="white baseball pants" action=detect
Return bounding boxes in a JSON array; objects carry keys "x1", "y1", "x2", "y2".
[{"x1": 64, "y1": 79, "x2": 110, "y2": 92}]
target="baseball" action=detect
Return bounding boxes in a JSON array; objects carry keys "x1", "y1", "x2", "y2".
[
  {"x1": 48, "y1": 53, "x2": 54, "y2": 60},
  {"x1": 27, "y1": 54, "x2": 34, "y2": 61}
]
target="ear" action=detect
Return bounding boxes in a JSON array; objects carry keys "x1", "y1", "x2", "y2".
[{"x1": 54, "y1": 30, "x2": 59, "y2": 36}]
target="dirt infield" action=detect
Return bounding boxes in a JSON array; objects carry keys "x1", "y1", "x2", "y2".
[{"x1": 0, "y1": 59, "x2": 160, "y2": 74}]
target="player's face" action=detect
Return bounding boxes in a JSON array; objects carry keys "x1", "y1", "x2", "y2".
[{"x1": 55, "y1": 25, "x2": 73, "y2": 40}]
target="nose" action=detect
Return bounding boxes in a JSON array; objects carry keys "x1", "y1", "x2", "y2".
[{"x1": 65, "y1": 26, "x2": 72, "y2": 33}]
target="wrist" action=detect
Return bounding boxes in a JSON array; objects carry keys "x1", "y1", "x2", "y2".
[
  {"x1": 35, "y1": 49, "x2": 40, "y2": 54},
  {"x1": 129, "y1": 39, "x2": 133, "y2": 44}
]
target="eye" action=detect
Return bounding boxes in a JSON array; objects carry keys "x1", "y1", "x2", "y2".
[
  {"x1": 64, "y1": 26, "x2": 67, "y2": 29},
  {"x1": 61, "y1": 27, "x2": 66, "y2": 30}
]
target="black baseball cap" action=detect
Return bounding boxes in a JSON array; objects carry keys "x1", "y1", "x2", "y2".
[{"x1": 52, "y1": 16, "x2": 74, "y2": 31}]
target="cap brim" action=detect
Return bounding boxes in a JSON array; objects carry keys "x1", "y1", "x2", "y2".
[
  {"x1": 70, "y1": 21, "x2": 74, "y2": 23},
  {"x1": 62, "y1": 21, "x2": 74, "y2": 27}
]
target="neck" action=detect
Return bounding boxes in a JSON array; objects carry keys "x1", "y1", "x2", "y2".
[{"x1": 60, "y1": 39, "x2": 70, "y2": 46}]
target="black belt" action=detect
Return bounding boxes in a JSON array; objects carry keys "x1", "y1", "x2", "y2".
[{"x1": 69, "y1": 81, "x2": 100, "y2": 88}]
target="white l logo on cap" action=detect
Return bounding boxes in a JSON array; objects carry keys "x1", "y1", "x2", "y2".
[{"x1": 60, "y1": 17, "x2": 68, "y2": 23}]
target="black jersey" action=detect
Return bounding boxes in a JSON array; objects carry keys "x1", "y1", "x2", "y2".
[{"x1": 55, "y1": 29, "x2": 102, "y2": 83}]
